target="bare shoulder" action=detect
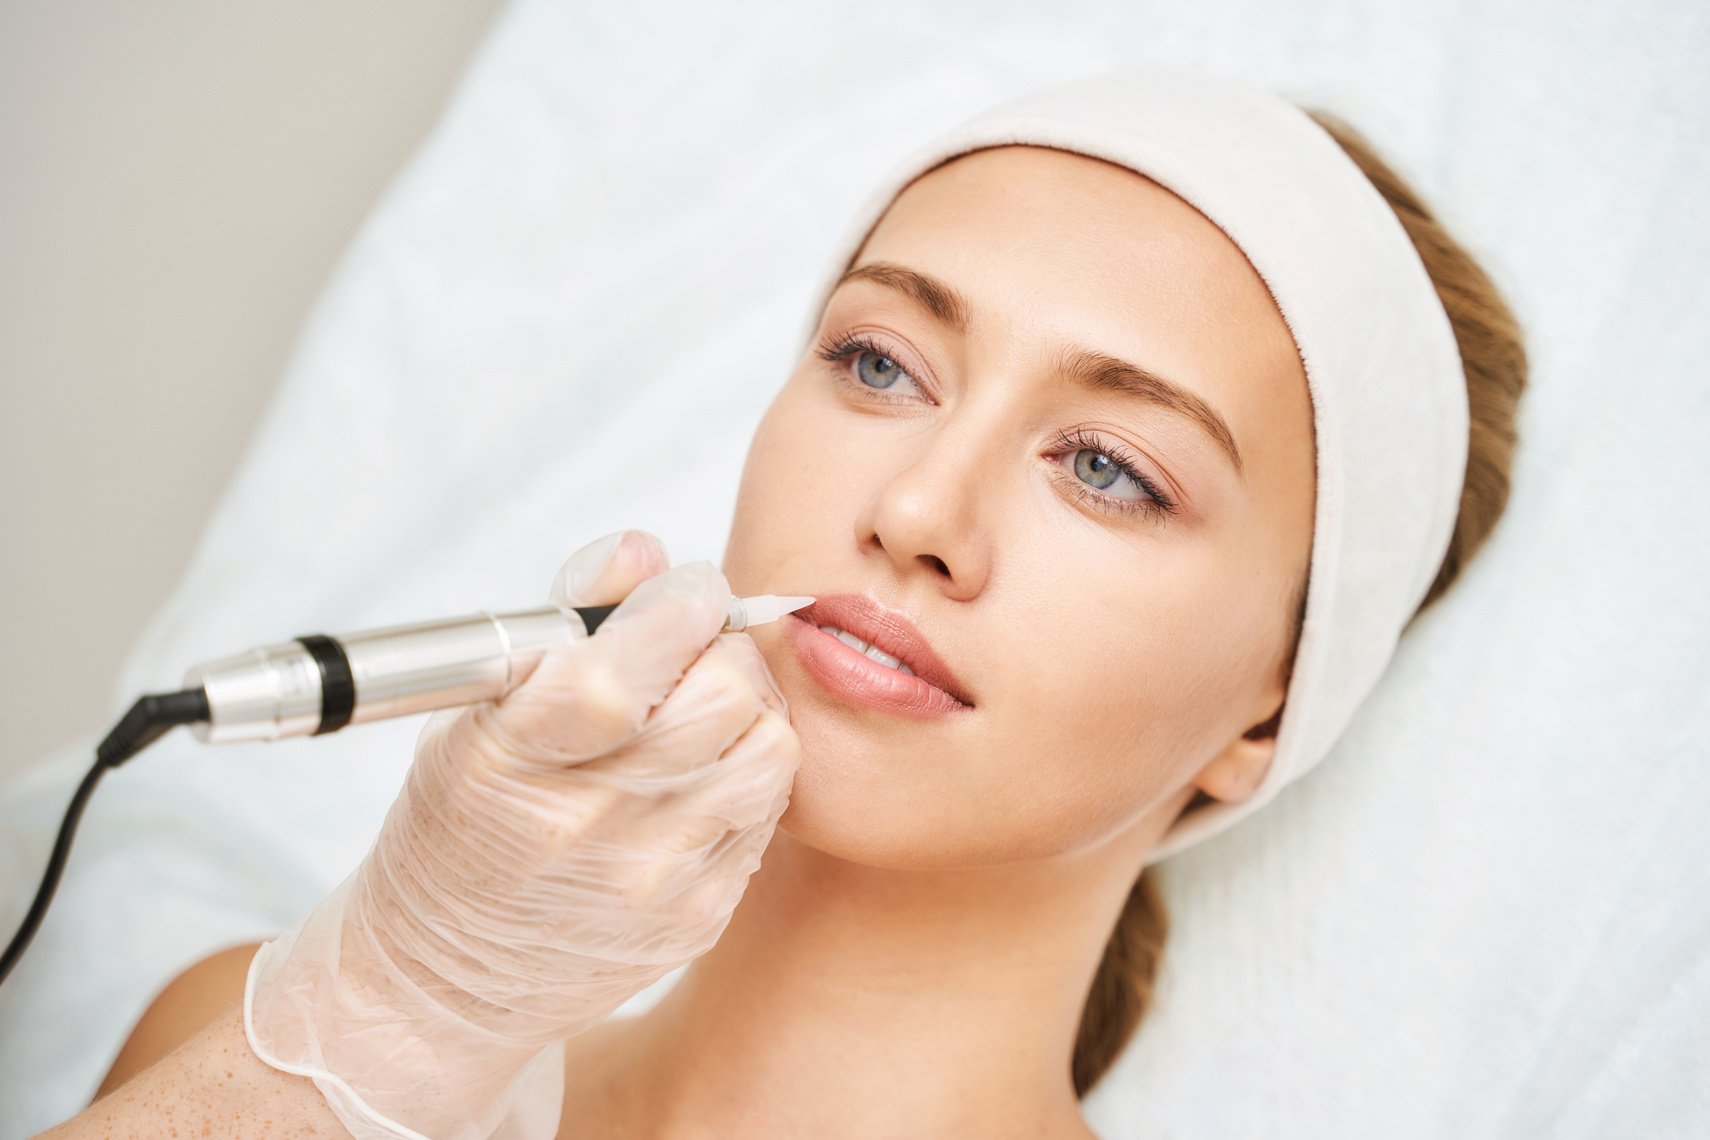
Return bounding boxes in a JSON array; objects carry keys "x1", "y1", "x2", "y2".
[{"x1": 95, "y1": 940, "x2": 263, "y2": 1099}]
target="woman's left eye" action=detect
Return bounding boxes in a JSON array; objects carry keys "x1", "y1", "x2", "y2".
[{"x1": 1050, "y1": 428, "x2": 1177, "y2": 520}]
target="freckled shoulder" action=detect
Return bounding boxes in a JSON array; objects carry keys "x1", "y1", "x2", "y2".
[{"x1": 95, "y1": 941, "x2": 263, "y2": 1099}]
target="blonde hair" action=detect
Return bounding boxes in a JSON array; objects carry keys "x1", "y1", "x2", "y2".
[{"x1": 1072, "y1": 106, "x2": 1529, "y2": 1098}]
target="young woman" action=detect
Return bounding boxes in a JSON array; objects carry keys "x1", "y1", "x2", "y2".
[{"x1": 44, "y1": 66, "x2": 1525, "y2": 1138}]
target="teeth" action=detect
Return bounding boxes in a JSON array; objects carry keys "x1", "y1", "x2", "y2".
[{"x1": 818, "y1": 625, "x2": 916, "y2": 675}]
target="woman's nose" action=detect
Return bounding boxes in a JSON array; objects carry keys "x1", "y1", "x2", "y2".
[{"x1": 858, "y1": 421, "x2": 994, "y2": 600}]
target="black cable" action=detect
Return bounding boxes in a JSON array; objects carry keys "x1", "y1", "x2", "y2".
[{"x1": 0, "y1": 687, "x2": 208, "y2": 987}]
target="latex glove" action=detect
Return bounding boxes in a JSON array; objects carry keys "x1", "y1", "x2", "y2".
[{"x1": 243, "y1": 530, "x2": 801, "y2": 1140}]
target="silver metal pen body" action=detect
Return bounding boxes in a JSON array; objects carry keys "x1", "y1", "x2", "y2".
[{"x1": 181, "y1": 594, "x2": 813, "y2": 745}]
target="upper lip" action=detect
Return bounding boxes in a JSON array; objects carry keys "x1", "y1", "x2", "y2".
[{"x1": 797, "y1": 594, "x2": 974, "y2": 707}]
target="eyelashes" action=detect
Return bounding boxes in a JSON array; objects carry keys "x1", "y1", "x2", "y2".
[
  {"x1": 815, "y1": 330, "x2": 929, "y2": 399},
  {"x1": 1045, "y1": 426, "x2": 1178, "y2": 518},
  {"x1": 813, "y1": 330, "x2": 1178, "y2": 520}
]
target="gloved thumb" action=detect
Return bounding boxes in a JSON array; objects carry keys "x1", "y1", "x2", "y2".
[
  {"x1": 550, "y1": 529, "x2": 671, "y2": 610},
  {"x1": 488, "y1": 535, "x2": 730, "y2": 763}
]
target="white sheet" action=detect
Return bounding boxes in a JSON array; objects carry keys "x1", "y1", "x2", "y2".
[{"x1": 3, "y1": 1, "x2": 1706, "y2": 1135}]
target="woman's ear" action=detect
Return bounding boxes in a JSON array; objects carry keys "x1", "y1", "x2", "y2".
[{"x1": 1191, "y1": 695, "x2": 1285, "y2": 804}]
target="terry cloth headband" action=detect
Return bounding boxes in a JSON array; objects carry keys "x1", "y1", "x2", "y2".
[{"x1": 796, "y1": 65, "x2": 1470, "y2": 862}]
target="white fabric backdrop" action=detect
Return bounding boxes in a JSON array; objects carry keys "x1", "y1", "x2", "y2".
[{"x1": 3, "y1": 1, "x2": 1706, "y2": 1135}]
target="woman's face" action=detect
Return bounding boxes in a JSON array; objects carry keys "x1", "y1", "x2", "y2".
[{"x1": 723, "y1": 145, "x2": 1315, "y2": 870}]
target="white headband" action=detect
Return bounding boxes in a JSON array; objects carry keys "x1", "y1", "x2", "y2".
[{"x1": 798, "y1": 65, "x2": 1469, "y2": 862}]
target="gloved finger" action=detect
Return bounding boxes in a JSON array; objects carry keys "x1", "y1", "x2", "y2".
[
  {"x1": 639, "y1": 631, "x2": 787, "y2": 726},
  {"x1": 476, "y1": 633, "x2": 789, "y2": 867},
  {"x1": 474, "y1": 529, "x2": 671, "y2": 700},
  {"x1": 672, "y1": 859, "x2": 768, "y2": 927},
  {"x1": 669, "y1": 707, "x2": 801, "y2": 830},
  {"x1": 619, "y1": 819, "x2": 786, "y2": 916},
  {"x1": 548, "y1": 529, "x2": 671, "y2": 610},
  {"x1": 622, "y1": 842, "x2": 765, "y2": 917},
  {"x1": 444, "y1": 707, "x2": 631, "y2": 855},
  {"x1": 488, "y1": 559, "x2": 733, "y2": 764},
  {"x1": 570, "y1": 633, "x2": 775, "y2": 782},
  {"x1": 578, "y1": 707, "x2": 794, "y2": 896},
  {"x1": 709, "y1": 631, "x2": 788, "y2": 719},
  {"x1": 611, "y1": 710, "x2": 800, "y2": 906}
]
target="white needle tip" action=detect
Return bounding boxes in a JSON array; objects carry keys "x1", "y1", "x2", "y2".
[{"x1": 727, "y1": 594, "x2": 817, "y2": 630}]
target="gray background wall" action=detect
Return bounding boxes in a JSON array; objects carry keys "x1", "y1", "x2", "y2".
[{"x1": 0, "y1": 1, "x2": 505, "y2": 779}]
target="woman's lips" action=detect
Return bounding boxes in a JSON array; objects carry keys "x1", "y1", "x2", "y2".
[{"x1": 783, "y1": 613, "x2": 973, "y2": 718}]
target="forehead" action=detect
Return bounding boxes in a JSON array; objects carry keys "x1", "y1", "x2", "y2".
[
  {"x1": 860, "y1": 146, "x2": 1291, "y2": 366},
  {"x1": 849, "y1": 144, "x2": 1311, "y2": 489}
]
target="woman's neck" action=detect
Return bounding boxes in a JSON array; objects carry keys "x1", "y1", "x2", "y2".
[{"x1": 563, "y1": 800, "x2": 1182, "y2": 1138}]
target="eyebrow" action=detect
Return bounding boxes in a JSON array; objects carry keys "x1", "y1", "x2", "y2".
[
  {"x1": 839, "y1": 261, "x2": 971, "y2": 335},
  {"x1": 834, "y1": 260, "x2": 1244, "y2": 475},
  {"x1": 1055, "y1": 348, "x2": 1244, "y2": 474}
]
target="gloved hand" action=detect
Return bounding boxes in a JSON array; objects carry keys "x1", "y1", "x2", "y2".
[{"x1": 242, "y1": 530, "x2": 802, "y2": 1140}]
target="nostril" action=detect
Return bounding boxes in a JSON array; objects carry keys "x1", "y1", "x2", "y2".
[{"x1": 922, "y1": 555, "x2": 950, "y2": 576}]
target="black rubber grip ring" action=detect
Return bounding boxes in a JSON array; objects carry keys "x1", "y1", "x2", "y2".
[
  {"x1": 574, "y1": 604, "x2": 618, "y2": 635},
  {"x1": 297, "y1": 634, "x2": 356, "y2": 735}
]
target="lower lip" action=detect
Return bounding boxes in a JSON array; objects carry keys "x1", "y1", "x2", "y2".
[{"x1": 783, "y1": 614, "x2": 972, "y2": 718}]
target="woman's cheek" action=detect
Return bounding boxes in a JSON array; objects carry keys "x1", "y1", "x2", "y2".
[{"x1": 735, "y1": 400, "x2": 830, "y2": 538}]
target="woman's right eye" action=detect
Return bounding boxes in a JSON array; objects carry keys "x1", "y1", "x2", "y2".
[{"x1": 816, "y1": 333, "x2": 929, "y2": 401}]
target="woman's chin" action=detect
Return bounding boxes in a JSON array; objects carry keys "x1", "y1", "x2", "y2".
[
  {"x1": 771, "y1": 761, "x2": 953, "y2": 871},
  {"x1": 770, "y1": 750, "x2": 1022, "y2": 872}
]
